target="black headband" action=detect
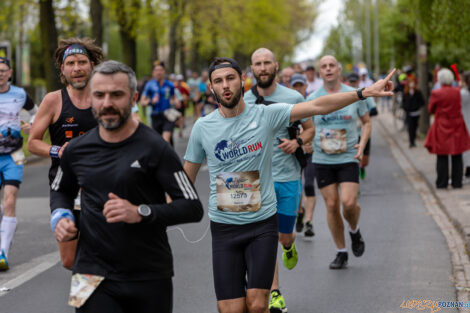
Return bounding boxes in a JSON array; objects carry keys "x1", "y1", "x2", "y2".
[
  {"x1": 0, "y1": 57, "x2": 11, "y2": 69},
  {"x1": 208, "y1": 57, "x2": 242, "y2": 81}
]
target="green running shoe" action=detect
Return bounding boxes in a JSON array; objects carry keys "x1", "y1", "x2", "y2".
[
  {"x1": 282, "y1": 243, "x2": 298, "y2": 270},
  {"x1": 269, "y1": 290, "x2": 287, "y2": 313},
  {"x1": 359, "y1": 167, "x2": 366, "y2": 180},
  {"x1": 0, "y1": 250, "x2": 9, "y2": 271}
]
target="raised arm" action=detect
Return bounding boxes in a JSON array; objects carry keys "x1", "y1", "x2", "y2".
[{"x1": 290, "y1": 69, "x2": 395, "y2": 122}]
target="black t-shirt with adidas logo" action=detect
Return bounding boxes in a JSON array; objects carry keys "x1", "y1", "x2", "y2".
[{"x1": 50, "y1": 122, "x2": 203, "y2": 281}]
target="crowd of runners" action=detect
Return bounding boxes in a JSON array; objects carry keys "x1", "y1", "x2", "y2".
[{"x1": 0, "y1": 36, "x2": 422, "y2": 313}]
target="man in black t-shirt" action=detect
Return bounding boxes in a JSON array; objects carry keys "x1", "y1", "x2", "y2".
[{"x1": 50, "y1": 60, "x2": 203, "y2": 313}]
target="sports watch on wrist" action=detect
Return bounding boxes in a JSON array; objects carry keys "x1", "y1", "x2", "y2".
[
  {"x1": 296, "y1": 137, "x2": 304, "y2": 146},
  {"x1": 356, "y1": 87, "x2": 366, "y2": 100},
  {"x1": 137, "y1": 204, "x2": 152, "y2": 217}
]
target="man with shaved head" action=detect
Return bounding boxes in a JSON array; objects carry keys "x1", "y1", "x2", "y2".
[
  {"x1": 306, "y1": 55, "x2": 372, "y2": 269},
  {"x1": 245, "y1": 47, "x2": 314, "y2": 313},
  {"x1": 280, "y1": 67, "x2": 295, "y2": 88}
]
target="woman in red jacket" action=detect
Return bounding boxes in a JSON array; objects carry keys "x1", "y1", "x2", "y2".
[{"x1": 425, "y1": 68, "x2": 470, "y2": 188}]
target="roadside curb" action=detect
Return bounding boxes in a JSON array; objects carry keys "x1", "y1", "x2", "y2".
[{"x1": 376, "y1": 116, "x2": 470, "y2": 309}]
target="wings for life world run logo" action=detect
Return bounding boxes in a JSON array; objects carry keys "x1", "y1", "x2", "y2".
[
  {"x1": 214, "y1": 136, "x2": 263, "y2": 162},
  {"x1": 320, "y1": 110, "x2": 352, "y2": 123}
]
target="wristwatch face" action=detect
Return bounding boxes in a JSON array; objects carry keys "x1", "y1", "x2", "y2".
[{"x1": 138, "y1": 205, "x2": 151, "y2": 217}]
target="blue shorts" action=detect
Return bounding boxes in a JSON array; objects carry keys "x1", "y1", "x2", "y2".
[
  {"x1": 0, "y1": 154, "x2": 23, "y2": 187},
  {"x1": 274, "y1": 180, "x2": 302, "y2": 233}
]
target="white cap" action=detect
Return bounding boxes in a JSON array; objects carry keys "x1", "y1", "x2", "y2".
[{"x1": 359, "y1": 68, "x2": 368, "y2": 76}]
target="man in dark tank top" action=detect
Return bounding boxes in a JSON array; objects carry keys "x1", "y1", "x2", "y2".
[{"x1": 27, "y1": 37, "x2": 104, "y2": 270}]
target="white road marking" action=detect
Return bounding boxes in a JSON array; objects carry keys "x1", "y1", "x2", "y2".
[{"x1": 0, "y1": 250, "x2": 60, "y2": 296}]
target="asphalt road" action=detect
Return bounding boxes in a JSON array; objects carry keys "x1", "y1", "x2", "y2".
[{"x1": 0, "y1": 124, "x2": 458, "y2": 313}]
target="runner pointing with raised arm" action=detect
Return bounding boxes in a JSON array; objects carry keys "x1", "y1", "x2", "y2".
[{"x1": 183, "y1": 57, "x2": 394, "y2": 313}]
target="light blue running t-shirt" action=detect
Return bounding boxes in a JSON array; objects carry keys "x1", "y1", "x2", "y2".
[
  {"x1": 244, "y1": 84, "x2": 306, "y2": 182},
  {"x1": 307, "y1": 84, "x2": 368, "y2": 164},
  {"x1": 357, "y1": 96, "x2": 376, "y2": 135},
  {"x1": 184, "y1": 102, "x2": 293, "y2": 225}
]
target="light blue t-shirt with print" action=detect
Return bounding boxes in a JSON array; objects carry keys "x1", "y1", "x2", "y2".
[
  {"x1": 307, "y1": 84, "x2": 368, "y2": 164},
  {"x1": 244, "y1": 84, "x2": 306, "y2": 182},
  {"x1": 357, "y1": 96, "x2": 376, "y2": 135},
  {"x1": 184, "y1": 102, "x2": 293, "y2": 225}
]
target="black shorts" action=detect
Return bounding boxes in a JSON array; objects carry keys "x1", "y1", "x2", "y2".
[
  {"x1": 77, "y1": 278, "x2": 172, "y2": 313},
  {"x1": 151, "y1": 113, "x2": 175, "y2": 134},
  {"x1": 314, "y1": 162, "x2": 359, "y2": 189},
  {"x1": 303, "y1": 154, "x2": 315, "y2": 197},
  {"x1": 358, "y1": 136, "x2": 371, "y2": 156},
  {"x1": 210, "y1": 214, "x2": 278, "y2": 300}
]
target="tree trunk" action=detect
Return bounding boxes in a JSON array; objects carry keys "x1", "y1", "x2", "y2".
[
  {"x1": 39, "y1": 0, "x2": 61, "y2": 91},
  {"x1": 168, "y1": 21, "x2": 178, "y2": 73},
  {"x1": 146, "y1": 0, "x2": 158, "y2": 65},
  {"x1": 416, "y1": 25, "x2": 429, "y2": 135},
  {"x1": 179, "y1": 38, "x2": 186, "y2": 77},
  {"x1": 114, "y1": 0, "x2": 139, "y2": 69},
  {"x1": 189, "y1": 14, "x2": 201, "y2": 73},
  {"x1": 90, "y1": 0, "x2": 103, "y2": 47},
  {"x1": 120, "y1": 29, "x2": 136, "y2": 69},
  {"x1": 150, "y1": 28, "x2": 159, "y2": 65}
]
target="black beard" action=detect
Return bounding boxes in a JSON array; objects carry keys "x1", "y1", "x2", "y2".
[
  {"x1": 254, "y1": 70, "x2": 276, "y2": 88},
  {"x1": 217, "y1": 87, "x2": 242, "y2": 109},
  {"x1": 92, "y1": 103, "x2": 132, "y2": 130}
]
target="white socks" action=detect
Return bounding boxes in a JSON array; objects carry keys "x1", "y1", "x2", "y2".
[
  {"x1": 1, "y1": 216, "x2": 17, "y2": 258},
  {"x1": 337, "y1": 248, "x2": 348, "y2": 253},
  {"x1": 349, "y1": 225, "x2": 359, "y2": 234}
]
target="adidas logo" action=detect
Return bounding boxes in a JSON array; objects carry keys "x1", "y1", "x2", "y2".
[{"x1": 130, "y1": 160, "x2": 141, "y2": 168}]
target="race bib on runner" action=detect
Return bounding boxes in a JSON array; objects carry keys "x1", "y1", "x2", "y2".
[
  {"x1": 68, "y1": 273, "x2": 104, "y2": 308},
  {"x1": 216, "y1": 171, "x2": 261, "y2": 212},
  {"x1": 320, "y1": 128, "x2": 347, "y2": 154}
]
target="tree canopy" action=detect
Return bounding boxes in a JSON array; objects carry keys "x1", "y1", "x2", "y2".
[{"x1": 0, "y1": 0, "x2": 319, "y2": 91}]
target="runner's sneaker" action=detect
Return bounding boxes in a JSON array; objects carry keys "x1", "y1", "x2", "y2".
[
  {"x1": 304, "y1": 221, "x2": 314, "y2": 237},
  {"x1": 269, "y1": 290, "x2": 287, "y2": 313},
  {"x1": 282, "y1": 243, "x2": 298, "y2": 270},
  {"x1": 350, "y1": 229, "x2": 365, "y2": 257},
  {"x1": 329, "y1": 251, "x2": 348, "y2": 269},
  {"x1": 295, "y1": 211, "x2": 304, "y2": 232},
  {"x1": 359, "y1": 167, "x2": 366, "y2": 180},
  {"x1": 0, "y1": 250, "x2": 9, "y2": 271}
]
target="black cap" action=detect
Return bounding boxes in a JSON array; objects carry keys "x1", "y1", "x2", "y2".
[
  {"x1": 306, "y1": 65, "x2": 315, "y2": 71},
  {"x1": 0, "y1": 57, "x2": 11, "y2": 69},
  {"x1": 347, "y1": 72, "x2": 359, "y2": 82},
  {"x1": 208, "y1": 57, "x2": 242, "y2": 82}
]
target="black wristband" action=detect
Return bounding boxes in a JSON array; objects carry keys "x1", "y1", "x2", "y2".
[
  {"x1": 296, "y1": 137, "x2": 304, "y2": 146},
  {"x1": 356, "y1": 88, "x2": 366, "y2": 100},
  {"x1": 50, "y1": 145, "x2": 61, "y2": 158}
]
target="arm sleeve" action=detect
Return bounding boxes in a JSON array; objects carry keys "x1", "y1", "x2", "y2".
[
  {"x1": 141, "y1": 82, "x2": 151, "y2": 98},
  {"x1": 428, "y1": 91, "x2": 437, "y2": 114},
  {"x1": 146, "y1": 145, "x2": 203, "y2": 226},
  {"x1": 184, "y1": 121, "x2": 206, "y2": 163},
  {"x1": 265, "y1": 103, "x2": 293, "y2": 132},
  {"x1": 23, "y1": 94, "x2": 35, "y2": 111},
  {"x1": 50, "y1": 149, "x2": 80, "y2": 213},
  {"x1": 357, "y1": 100, "x2": 369, "y2": 117}
]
